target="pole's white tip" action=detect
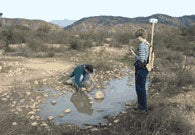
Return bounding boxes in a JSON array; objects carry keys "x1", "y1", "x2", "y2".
[{"x1": 149, "y1": 18, "x2": 158, "y2": 23}]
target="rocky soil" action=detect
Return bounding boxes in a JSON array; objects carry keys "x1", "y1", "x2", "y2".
[{"x1": 0, "y1": 46, "x2": 194, "y2": 135}]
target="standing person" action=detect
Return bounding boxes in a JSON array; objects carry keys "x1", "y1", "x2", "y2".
[
  {"x1": 66, "y1": 64, "x2": 93, "y2": 90},
  {"x1": 130, "y1": 28, "x2": 150, "y2": 112}
]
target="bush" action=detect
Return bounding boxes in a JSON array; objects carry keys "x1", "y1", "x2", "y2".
[
  {"x1": 115, "y1": 32, "x2": 133, "y2": 45},
  {"x1": 176, "y1": 69, "x2": 194, "y2": 87},
  {"x1": 48, "y1": 52, "x2": 55, "y2": 57}
]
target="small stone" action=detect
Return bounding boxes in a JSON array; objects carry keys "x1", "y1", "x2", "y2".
[
  {"x1": 95, "y1": 91, "x2": 104, "y2": 100},
  {"x1": 81, "y1": 87, "x2": 87, "y2": 91},
  {"x1": 47, "y1": 116, "x2": 54, "y2": 120},
  {"x1": 44, "y1": 94, "x2": 48, "y2": 97},
  {"x1": 1, "y1": 98, "x2": 7, "y2": 101},
  {"x1": 51, "y1": 101, "x2": 57, "y2": 105},
  {"x1": 89, "y1": 101, "x2": 93, "y2": 104},
  {"x1": 12, "y1": 122, "x2": 17, "y2": 126},
  {"x1": 28, "y1": 111, "x2": 35, "y2": 115},
  {"x1": 64, "y1": 109, "x2": 71, "y2": 113},
  {"x1": 31, "y1": 122, "x2": 38, "y2": 126},
  {"x1": 34, "y1": 81, "x2": 39, "y2": 85},
  {"x1": 125, "y1": 102, "x2": 131, "y2": 106},
  {"x1": 91, "y1": 127, "x2": 98, "y2": 132},
  {"x1": 41, "y1": 122, "x2": 48, "y2": 127},
  {"x1": 114, "y1": 119, "x2": 119, "y2": 123},
  {"x1": 30, "y1": 115, "x2": 35, "y2": 120},
  {"x1": 129, "y1": 81, "x2": 134, "y2": 86},
  {"x1": 115, "y1": 75, "x2": 122, "y2": 79},
  {"x1": 26, "y1": 92, "x2": 31, "y2": 95},
  {"x1": 34, "y1": 115, "x2": 40, "y2": 120},
  {"x1": 59, "y1": 114, "x2": 64, "y2": 117}
]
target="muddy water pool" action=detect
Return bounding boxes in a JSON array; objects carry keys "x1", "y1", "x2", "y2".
[{"x1": 37, "y1": 76, "x2": 149, "y2": 127}]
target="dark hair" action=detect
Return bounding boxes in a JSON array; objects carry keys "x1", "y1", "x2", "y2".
[
  {"x1": 85, "y1": 65, "x2": 93, "y2": 73},
  {"x1": 135, "y1": 28, "x2": 148, "y2": 39}
]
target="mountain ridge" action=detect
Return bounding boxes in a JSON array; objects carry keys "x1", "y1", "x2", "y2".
[
  {"x1": 64, "y1": 14, "x2": 195, "y2": 32},
  {"x1": 0, "y1": 18, "x2": 64, "y2": 32},
  {"x1": 0, "y1": 14, "x2": 194, "y2": 33}
]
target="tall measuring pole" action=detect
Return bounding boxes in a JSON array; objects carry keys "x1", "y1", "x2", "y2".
[
  {"x1": 146, "y1": 18, "x2": 158, "y2": 71},
  {"x1": 149, "y1": 18, "x2": 158, "y2": 49}
]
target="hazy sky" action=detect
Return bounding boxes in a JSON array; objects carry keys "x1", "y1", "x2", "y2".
[{"x1": 1, "y1": 0, "x2": 194, "y2": 22}]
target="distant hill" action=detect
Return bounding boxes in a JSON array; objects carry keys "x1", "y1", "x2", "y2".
[
  {"x1": 64, "y1": 14, "x2": 195, "y2": 33},
  {"x1": 49, "y1": 19, "x2": 76, "y2": 27},
  {"x1": 1, "y1": 14, "x2": 194, "y2": 34},
  {"x1": 0, "y1": 18, "x2": 64, "y2": 32}
]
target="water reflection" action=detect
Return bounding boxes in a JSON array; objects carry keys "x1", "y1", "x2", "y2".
[{"x1": 70, "y1": 92, "x2": 93, "y2": 115}]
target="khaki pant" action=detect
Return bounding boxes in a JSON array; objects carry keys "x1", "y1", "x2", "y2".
[{"x1": 65, "y1": 74, "x2": 91, "y2": 88}]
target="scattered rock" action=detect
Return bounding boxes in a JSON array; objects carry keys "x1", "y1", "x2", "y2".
[
  {"x1": 90, "y1": 101, "x2": 93, "y2": 104},
  {"x1": 51, "y1": 100, "x2": 57, "y2": 105},
  {"x1": 0, "y1": 65, "x2": 3, "y2": 71},
  {"x1": 31, "y1": 121, "x2": 38, "y2": 126},
  {"x1": 95, "y1": 91, "x2": 104, "y2": 100},
  {"x1": 59, "y1": 114, "x2": 64, "y2": 117},
  {"x1": 12, "y1": 122, "x2": 17, "y2": 126},
  {"x1": 48, "y1": 116, "x2": 54, "y2": 121},
  {"x1": 91, "y1": 127, "x2": 99, "y2": 132},
  {"x1": 125, "y1": 102, "x2": 131, "y2": 106},
  {"x1": 84, "y1": 125, "x2": 93, "y2": 129},
  {"x1": 64, "y1": 109, "x2": 71, "y2": 114},
  {"x1": 1, "y1": 98, "x2": 7, "y2": 101},
  {"x1": 114, "y1": 119, "x2": 119, "y2": 123},
  {"x1": 41, "y1": 122, "x2": 48, "y2": 127},
  {"x1": 26, "y1": 92, "x2": 31, "y2": 95},
  {"x1": 34, "y1": 81, "x2": 39, "y2": 85},
  {"x1": 28, "y1": 111, "x2": 35, "y2": 115},
  {"x1": 129, "y1": 81, "x2": 134, "y2": 86},
  {"x1": 30, "y1": 115, "x2": 35, "y2": 120},
  {"x1": 81, "y1": 87, "x2": 87, "y2": 91}
]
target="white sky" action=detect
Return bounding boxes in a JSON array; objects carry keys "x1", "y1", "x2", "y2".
[{"x1": 1, "y1": 0, "x2": 195, "y2": 22}]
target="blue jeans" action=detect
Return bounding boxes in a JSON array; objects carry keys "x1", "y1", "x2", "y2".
[{"x1": 135, "y1": 67, "x2": 148, "y2": 110}]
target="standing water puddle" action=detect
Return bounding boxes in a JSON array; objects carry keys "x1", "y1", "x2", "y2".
[{"x1": 37, "y1": 76, "x2": 149, "y2": 127}]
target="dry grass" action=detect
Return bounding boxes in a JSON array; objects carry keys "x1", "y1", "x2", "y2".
[{"x1": 0, "y1": 27, "x2": 194, "y2": 134}]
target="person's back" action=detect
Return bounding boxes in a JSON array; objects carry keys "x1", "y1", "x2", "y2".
[
  {"x1": 70, "y1": 64, "x2": 85, "y2": 77},
  {"x1": 66, "y1": 64, "x2": 93, "y2": 91},
  {"x1": 70, "y1": 65, "x2": 85, "y2": 88}
]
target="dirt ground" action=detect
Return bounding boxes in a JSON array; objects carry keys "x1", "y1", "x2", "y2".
[
  {"x1": 0, "y1": 47, "x2": 195, "y2": 135},
  {"x1": 0, "y1": 56, "x2": 74, "y2": 93}
]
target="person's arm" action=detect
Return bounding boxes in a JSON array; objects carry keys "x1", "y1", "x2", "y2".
[
  {"x1": 130, "y1": 47, "x2": 141, "y2": 61},
  {"x1": 145, "y1": 45, "x2": 149, "y2": 63}
]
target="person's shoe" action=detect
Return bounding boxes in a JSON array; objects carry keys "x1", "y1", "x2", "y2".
[
  {"x1": 139, "y1": 109, "x2": 147, "y2": 114},
  {"x1": 133, "y1": 106, "x2": 141, "y2": 111},
  {"x1": 133, "y1": 107, "x2": 139, "y2": 111},
  {"x1": 134, "y1": 107, "x2": 147, "y2": 113}
]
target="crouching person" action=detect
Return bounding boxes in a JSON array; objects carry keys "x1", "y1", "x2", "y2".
[{"x1": 66, "y1": 64, "x2": 93, "y2": 90}]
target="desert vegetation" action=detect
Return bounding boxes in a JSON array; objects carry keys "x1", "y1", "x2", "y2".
[{"x1": 0, "y1": 20, "x2": 195, "y2": 135}]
